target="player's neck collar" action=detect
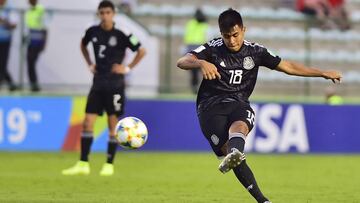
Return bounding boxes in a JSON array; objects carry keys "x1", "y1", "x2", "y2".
[
  {"x1": 100, "y1": 22, "x2": 115, "y2": 31},
  {"x1": 226, "y1": 42, "x2": 244, "y2": 54}
]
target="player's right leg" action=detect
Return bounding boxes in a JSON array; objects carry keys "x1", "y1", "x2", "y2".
[
  {"x1": 62, "y1": 113, "x2": 97, "y2": 175},
  {"x1": 62, "y1": 89, "x2": 103, "y2": 175}
]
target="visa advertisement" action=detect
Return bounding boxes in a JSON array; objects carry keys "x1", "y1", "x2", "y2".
[{"x1": 0, "y1": 96, "x2": 359, "y2": 153}]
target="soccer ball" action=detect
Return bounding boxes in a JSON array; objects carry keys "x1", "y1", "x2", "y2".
[{"x1": 115, "y1": 117, "x2": 148, "y2": 149}]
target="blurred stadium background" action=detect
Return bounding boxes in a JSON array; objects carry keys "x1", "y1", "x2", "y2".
[
  {"x1": 1, "y1": 0, "x2": 360, "y2": 202},
  {"x1": 3, "y1": 0, "x2": 360, "y2": 98}
]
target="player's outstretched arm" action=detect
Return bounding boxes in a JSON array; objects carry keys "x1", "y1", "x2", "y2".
[
  {"x1": 177, "y1": 54, "x2": 221, "y2": 80},
  {"x1": 275, "y1": 60, "x2": 342, "y2": 83},
  {"x1": 177, "y1": 54, "x2": 204, "y2": 70}
]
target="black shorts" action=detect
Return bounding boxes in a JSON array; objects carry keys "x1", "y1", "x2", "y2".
[
  {"x1": 85, "y1": 87, "x2": 125, "y2": 117},
  {"x1": 198, "y1": 101, "x2": 255, "y2": 157}
]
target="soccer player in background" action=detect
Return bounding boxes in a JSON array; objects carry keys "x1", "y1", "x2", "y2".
[
  {"x1": 177, "y1": 8, "x2": 341, "y2": 203},
  {"x1": 25, "y1": 0, "x2": 47, "y2": 92},
  {"x1": 183, "y1": 8, "x2": 209, "y2": 93},
  {"x1": 0, "y1": 0, "x2": 17, "y2": 91},
  {"x1": 62, "y1": 0, "x2": 146, "y2": 176}
]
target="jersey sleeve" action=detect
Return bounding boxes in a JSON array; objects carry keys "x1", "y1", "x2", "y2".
[
  {"x1": 81, "y1": 27, "x2": 93, "y2": 46},
  {"x1": 259, "y1": 47, "x2": 281, "y2": 70},
  {"x1": 126, "y1": 34, "x2": 141, "y2": 51},
  {"x1": 188, "y1": 43, "x2": 211, "y2": 61}
]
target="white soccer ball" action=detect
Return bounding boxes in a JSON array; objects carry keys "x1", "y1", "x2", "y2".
[{"x1": 115, "y1": 117, "x2": 148, "y2": 149}]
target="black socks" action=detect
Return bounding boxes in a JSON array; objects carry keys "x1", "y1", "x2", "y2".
[
  {"x1": 106, "y1": 136, "x2": 118, "y2": 164},
  {"x1": 80, "y1": 132, "x2": 93, "y2": 162},
  {"x1": 228, "y1": 132, "x2": 269, "y2": 203},
  {"x1": 80, "y1": 132, "x2": 117, "y2": 165},
  {"x1": 228, "y1": 132, "x2": 246, "y2": 153},
  {"x1": 233, "y1": 161, "x2": 269, "y2": 203}
]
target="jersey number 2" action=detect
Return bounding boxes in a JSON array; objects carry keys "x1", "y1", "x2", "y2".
[
  {"x1": 229, "y1": 70, "x2": 243, "y2": 84},
  {"x1": 98, "y1": 45, "x2": 106, "y2": 58}
]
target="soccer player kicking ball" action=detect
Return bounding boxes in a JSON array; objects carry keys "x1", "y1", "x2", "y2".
[
  {"x1": 62, "y1": 0, "x2": 146, "y2": 176},
  {"x1": 177, "y1": 8, "x2": 341, "y2": 203}
]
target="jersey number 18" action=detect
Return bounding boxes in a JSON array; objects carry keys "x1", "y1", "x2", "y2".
[{"x1": 229, "y1": 70, "x2": 243, "y2": 84}]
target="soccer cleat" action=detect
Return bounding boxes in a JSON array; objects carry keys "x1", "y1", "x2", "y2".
[
  {"x1": 218, "y1": 148, "x2": 246, "y2": 174},
  {"x1": 62, "y1": 161, "x2": 90, "y2": 175},
  {"x1": 99, "y1": 163, "x2": 114, "y2": 176}
]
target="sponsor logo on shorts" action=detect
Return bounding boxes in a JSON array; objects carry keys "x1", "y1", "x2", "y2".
[{"x1": 211, "y1": 134, "x2": 219, "y2": 145}]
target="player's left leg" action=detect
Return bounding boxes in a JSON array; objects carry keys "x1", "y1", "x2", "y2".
[
  {"x1": 100, "y1": 89, "x2": 124, "y2": 176},
  {"x1": 99, "y1": 114, "x2": 118, "y2": 176}
]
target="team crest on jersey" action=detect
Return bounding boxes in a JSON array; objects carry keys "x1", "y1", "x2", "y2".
[
  {"x1": 243, "y1": 56, "x2": 255, "y2": 70},
  {"x1": 108, "y1": 36, "x2": 117, "y2": 46},
  {"x1": 211, "y1": 134, "x2": 219, "y2": 145},
  {"x1": 92, "y1": 37, "x2": 98, "y2": 43}
]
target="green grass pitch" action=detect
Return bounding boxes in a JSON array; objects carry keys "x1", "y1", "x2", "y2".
[{"x1": 0, "y1": 152, "x2": 359, "y2": 203}]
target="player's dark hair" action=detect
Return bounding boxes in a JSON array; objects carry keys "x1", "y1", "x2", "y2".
[
  {"x1": 98, "y1": 0, "x2": 115, "y2": 11},
  {"x1": 218, "y1": 8, "x2": 243, "y2": 33}
]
